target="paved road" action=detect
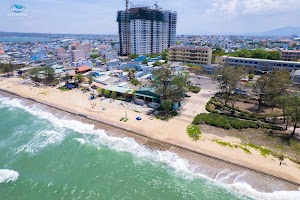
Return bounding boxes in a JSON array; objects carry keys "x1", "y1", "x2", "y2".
[{"x1": 177, "y1": 75, "x2": 219, "y2": 122}]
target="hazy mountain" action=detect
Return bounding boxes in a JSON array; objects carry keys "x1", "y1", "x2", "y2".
[{"x1": 246, "y1": 26, "x2": 300, "y2": 37}]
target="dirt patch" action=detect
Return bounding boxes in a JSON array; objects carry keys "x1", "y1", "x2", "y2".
[
  {"x1": 234, "y1": 101, "x2": 283, "y2": 116},
  {"x1": 200, "y1": 124, "x2": 300, "y2": 163}
]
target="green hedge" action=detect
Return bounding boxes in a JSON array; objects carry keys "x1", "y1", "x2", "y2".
[
  {"x1": 188, "y1": 85, "x2": 201, "y2": 93},
  {"x1": 192, "y1": 113, "x2": 259, "y2": 130},
  {"x1": 193, "y1": 113, "x2": 284, "y2": 131}
]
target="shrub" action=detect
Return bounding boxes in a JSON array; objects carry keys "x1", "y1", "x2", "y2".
[
  {"x1": 192, "y1": 114, "x2": 202, "y2": 125},
  {"x1": 248, "y1": 74, "x2": 254, "y2": 80},
  {"x1": 187, "y1": 125, "x2": 201, "y2": 141},
  {"x1": 194, "y1": 113, "x2": 259, "y2": 130},
  {"x1": 111, "y1": 91, "x2": 117, "y2": 99},
  {"x1": 239, "y1": 145, "x2": 252, "y2": 154},
  {"x1": 104, "y1": 90, "x2": 111, "y2": 98},
  {"x1": 97, "y1": 88, "x2": 103, "y2": 96},
  {"x1": 246, "y1": 143, "x2": 271, "y2": 157},
  {"x1": 130, "y1": 78, "x2": 141, "y2": 86},
  {"x1": 188, "y1": 85, "x2": 201, "y2": 93}
]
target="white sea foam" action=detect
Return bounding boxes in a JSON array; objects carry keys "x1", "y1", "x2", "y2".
[
  {"x1": 16, "y1": 130, "x2": 66, "y2": 155},
  {"x1": 1, "y1": 96, "x2": 300, "y2": 199},
  {"x1": 74, "y1": 138, "x2": 86, "y2": 145},
  {"x1": 0, "y1": 169, "x2": 19, "y2": 183}
]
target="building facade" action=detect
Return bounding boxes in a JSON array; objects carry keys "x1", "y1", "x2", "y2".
[
  {"x1": 291, "y1": 70, "x2": 300, "y2": 84},
  {"x1": 117, "y1": 5, "x2": 177, "y2": 56},
  {"x1": 168, "y1": 46, "x2": 212, "y2": 65},
  {"x1": 68, "y1": 42, "x2": 91, "y2": 63},
  {"x1": 217, "y1": 56, "x2": 300, "y2": 72},
  {"x1": 280, "y1": 50, "x2": 300, "y2": 62}
]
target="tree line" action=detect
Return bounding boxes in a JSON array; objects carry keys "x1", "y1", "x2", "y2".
[
  {"x1": 212, "y1": 48, "x2": 282, "y2": 62},
  {"x1": 216, "y1": 66, "x2": 300, "y2": 135}
]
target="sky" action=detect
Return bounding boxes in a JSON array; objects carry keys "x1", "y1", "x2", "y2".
[{"x1": 0, "y1": 0, "x2": 300, "y2": 35}]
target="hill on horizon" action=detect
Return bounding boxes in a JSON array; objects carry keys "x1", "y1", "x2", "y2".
[{"x1": 245, "y1": 26, "x2": 300, "y2": 37}]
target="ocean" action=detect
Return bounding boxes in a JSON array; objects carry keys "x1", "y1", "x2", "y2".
[
  {"x1": 0, "y1": 37, "x2": 51, "y2": 42},
  {"x1": 0, "y1": 94, "x2": 299, "y2": 200}
]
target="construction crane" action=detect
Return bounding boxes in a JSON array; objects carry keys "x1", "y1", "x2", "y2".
[{"x1": 154, "y1": 1, "x2": 162, "y2": 10}]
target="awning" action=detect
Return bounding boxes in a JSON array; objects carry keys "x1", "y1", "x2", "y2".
[{"x1": 135, "y1": 93, "x2": 159, "y2": 100}]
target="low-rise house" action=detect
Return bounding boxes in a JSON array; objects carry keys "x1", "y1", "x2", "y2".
[
  {"x1": 291, "y1": 70, "x2": 300, "y2": 84},
  {"x1": 106, "y1": 60, "x2": 121, "y2": 71},
  {"x1": 134, "y1": 88, "x2": 161, "y2": 106},
  {"x1": 75, "y1": 66, "x2": 92, "y2": 74},
  {"x1": 103, "y1": 51, "x2": 118, "y2": 61}
]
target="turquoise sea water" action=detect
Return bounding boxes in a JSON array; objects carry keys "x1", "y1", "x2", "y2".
[
  {"x1": 0, "y1": 95, "x2": 299, "y2": 200},
  {"x1": 0, "y1": 37, "x2": 51, "y2": 42}
]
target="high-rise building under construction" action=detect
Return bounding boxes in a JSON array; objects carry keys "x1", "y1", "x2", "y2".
[{"x1": 117, "y1": 1, "x2": 177, "y2": 56}]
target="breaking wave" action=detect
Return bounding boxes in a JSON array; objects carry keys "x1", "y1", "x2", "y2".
[{"x1": 1, "y1": 95, "x2": 300, "y2": 199}]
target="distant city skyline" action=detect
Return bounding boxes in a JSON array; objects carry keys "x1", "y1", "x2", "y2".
[{"x1": 0, "y1": 0, "x2": 300, "y2": 35}]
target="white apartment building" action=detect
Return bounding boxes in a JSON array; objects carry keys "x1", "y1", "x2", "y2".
[
  {"x1": 103, "y1": 52, "x2": 118, "y2": 61},
  {"x1": 69, "y1": 50, "x2": 85, "y2": 62},
  {"x1": 68, "y1": 42, "x2": 91, "y2": 63},
  {"x1": 117, "y1": 5, "x2": 177, "y2": 56}
]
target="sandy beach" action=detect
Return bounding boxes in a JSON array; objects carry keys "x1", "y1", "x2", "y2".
[{"x1": 1, "y1": 77, "x2": 300, "y2": 185}]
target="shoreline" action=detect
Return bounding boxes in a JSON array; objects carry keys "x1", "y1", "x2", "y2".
[{"x1": 1, "y1": 87, "x2": 300, "y2": 190}]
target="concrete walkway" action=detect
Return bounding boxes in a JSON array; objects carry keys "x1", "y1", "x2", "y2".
[{"x1": 177, "y1": 75, "x2": 219, "y2": 123}]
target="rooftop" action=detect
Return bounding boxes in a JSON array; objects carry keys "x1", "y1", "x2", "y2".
[
  {"x1": 280, "y1": 49, "x2": 300, "y2": 53},
  {"x1": 170, "y1": 46, "x2": 210, "y2": 51},
  {"x1": 76, "y1": 66, "x2": 91, "y2": 72},
  {"x1": 103, "y1": 85, "x2": 133, "y2": 94},
  {"x1": 227, "y1": 56, "x2": 300, "y2": 65}
]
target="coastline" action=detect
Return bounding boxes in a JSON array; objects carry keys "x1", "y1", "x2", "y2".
[{"x1": 1, "y1": 77, "x2": 300, "y2": 190}]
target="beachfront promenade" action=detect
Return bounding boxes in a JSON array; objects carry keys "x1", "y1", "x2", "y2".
[{"x1": 1, "y1": 77, "x2": 300, "y2": 186}]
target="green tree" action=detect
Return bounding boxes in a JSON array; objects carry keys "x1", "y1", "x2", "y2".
[
  {"x1": 230, "y1": 49, "x2": 281, "y2": 60},
  {"x1": 217, "y1": 66, "x2": 246, "y2": 107},
  {"x1": 111, "y1": 91, "x2": 117, "y2": 99},
  {"x1": 254, "y1": 70, "x2": 290, "y2": 111},
  {"x1": 276, "y1": 95, "x2": 292, "y2": 130},
  {"x1": 127, "y1": 68, "x2": 136, "y2": 81},
  {"x1": 161, "y1": 49, "x2": 168, "y2": 62},
  {"x1": 265, "y1": 70, "x2": 291, "y2": 110},
  {"x1": 129, "y1": 53, "x2": 139, "y2": 59},
  {"x1": 90, "y1": 54, "x2": 99, "y2": 59},
  {"x1": 0, "y1": 62, "x2": 14, "y2": 77},
  {"x1": 29, "y1": 68, "x2": 41, "y2": 81},
  {"x1": 132, "y1": 90, "x2": 136, "y2": 100},
  {"x1": 88, "y1": 76, "x2": 93, "y2": 85},
  {"x1": 75, "y1": 73, "x2": 85, "y2": 83},
  {"x1": 248, "y1": 74, "x2": 254, "y2": 80},
  {"x1": 104, "y1": 90, "x2": 111, "y2": 98},
  {"x1": 97, "y1": 88, "x2": 103, "y2": 96},
  {"x1": 152, "y1": 66, "x2": 188, "y2": 106},
  {"x1": 254, "y1": 75, "x2": 269, "y2": 111},
  {"x1": 43, "y1": 66, "x2": 55, "y2": 85},
  {"x1": 287, "y1": 96, "x2": 300, "y2": 136},
  {"x1": 62, "y1": 72, "x2": 70, "y2": 82},
  {"x1": 142, "y1": 59, "x2": 148, "y2": 65},
  {"x1": 187, "y1": 124, "x2": 201, "y2": 141},
  {"x1": 130, "y1": 78, "x2": 141, "y2": 86},
  {"x1": 153, "y1": 61, "x2": 163, "y2": 67}
]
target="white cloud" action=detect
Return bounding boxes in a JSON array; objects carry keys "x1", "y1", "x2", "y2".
[
  {"x1": 241, "y1": 0, "x2": 288, "y2": 15},
  {"x1": 206, "y1": 0, "x2": 290, "y2": 17}
]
